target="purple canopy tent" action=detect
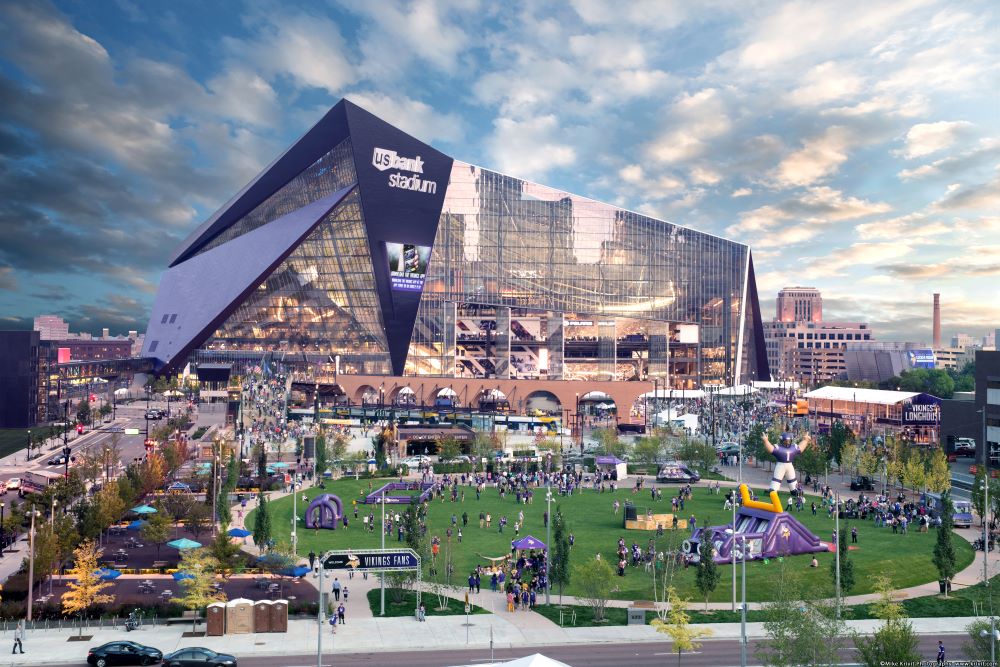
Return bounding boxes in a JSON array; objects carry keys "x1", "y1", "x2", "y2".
[
  {"x1": 511, "y1": 535, "x2": 547, "y2": 552},
  {"x1": 594, "y1": 455, "x2": 628, "y2": 481}
]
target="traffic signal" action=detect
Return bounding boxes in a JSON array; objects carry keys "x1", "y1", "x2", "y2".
[
  {"x1": 89, "y1": 393, "x2": 96, "y2": 403},
  {"x1": 76, "y1": 423, "x2": 84, "y2": 434},
  {"x1": 144, "y1": 439, "x2": 155, "y2": 452}
]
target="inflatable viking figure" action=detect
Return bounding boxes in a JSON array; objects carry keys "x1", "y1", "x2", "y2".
[{"x1": 762, "y1": 430, "x2": 810, "y2": 492}]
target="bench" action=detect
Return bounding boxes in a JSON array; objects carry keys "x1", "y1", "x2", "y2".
[{"x1": 165, "y1": 611, "x2": 204, "y2": 625}]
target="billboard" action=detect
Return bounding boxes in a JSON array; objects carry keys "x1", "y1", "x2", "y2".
[
  {"x1": 903, "y1": 402, "x2": 939, "y2": 425},
  {"x1": 386, "y1": 242, "x2": 430, "y2": 292},
  {"x1": 907, "y1": 349, "x2": 936, "y2": 369}
]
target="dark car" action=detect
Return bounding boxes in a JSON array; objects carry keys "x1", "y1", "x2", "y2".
[
  {"x1": 850, "y1": 476, "x2": 875, "y2": 491},
  {"x1": 87, "y1": 641, "x2": 162, "y2": 667},
  {"x1": 163, "y1": 647, "x2": 237, "y2": 667},
  {"x1": 656, "y1": 463, "x2": 701, "y2": 483},
  {"x1": 48, "y1": 454, "x2": 75, "y2": 466}
]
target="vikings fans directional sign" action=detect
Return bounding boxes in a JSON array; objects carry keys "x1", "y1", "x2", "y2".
[{"x1": 321, "y1": 548, "x2": 420, "y2": 572}]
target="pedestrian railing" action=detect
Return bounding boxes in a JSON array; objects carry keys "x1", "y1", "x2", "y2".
[
  {"x1": 1, "y1": 612, "x2": 181, "y2": 634},
  {"x1": 557, "y1": 609, "x2": 576, "y2": 626}
]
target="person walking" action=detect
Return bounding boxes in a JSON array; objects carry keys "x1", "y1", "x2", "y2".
[
  {"x1": 937, "y1": 640, "x2": 945, "y2": 666},
  {"x1": 332, "y1": 578, "x2": 342, "y2": 601},
  {"x1": 12, "y1": 621, "x2": 24, "y2": 655},
  {"x1": 337, "y1": 603, "x2": 346, "y2": 625},
  {"x1": 851, "y1": 526, "x2": 858, "y2": 544}
]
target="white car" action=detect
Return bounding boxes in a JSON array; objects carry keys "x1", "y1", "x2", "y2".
[{"x1": 5, "y1": 478, "x2": 20, "y2": 491}]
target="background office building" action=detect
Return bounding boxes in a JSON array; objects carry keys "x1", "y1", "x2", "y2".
[{"x1": 142, "y1": 99, "x2": 769, "y2": 408}]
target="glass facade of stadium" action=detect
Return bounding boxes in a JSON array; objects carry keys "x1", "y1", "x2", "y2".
[{"x1": 142, "y1": 99, "x2": 769, "y2": 391}]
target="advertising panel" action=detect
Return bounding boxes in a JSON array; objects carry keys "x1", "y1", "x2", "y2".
[
  {"x1": 386, "y1": 242, "x2": 430, "y2": 292},
  {"x1": 903, "y1": 402, "x2": 939, "y2": 425},
  {"x1": 907, "y1": 349, "x2": 936, "y2": 369}
]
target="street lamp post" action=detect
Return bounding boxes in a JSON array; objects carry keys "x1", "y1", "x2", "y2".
[
  {"x1": 835, "y1": 492, "x2": 841, "y2": 618},
  {"x1": 26, "y1": 506, "x2": 37, "y2": 621},
  {"x1": 731, "y1": 487, "x2": 737, "y2": 613},
  {"x1": 380, "y1": 494, "x2": 386, "y2": 615},
  {"x1": 0, "y1": 501, "x2": 5, "y2": 553},
  {"x1": 740, "y1": 533, "x2": 747, "y2": 667},
  {"x1": 26, "y1": 429, "x2": 31, "y2": 462}
]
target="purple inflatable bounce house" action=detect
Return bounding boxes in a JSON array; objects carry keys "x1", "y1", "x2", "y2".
[{"x1": 305, "y1": 494, "x2": 346, "y2": 530}]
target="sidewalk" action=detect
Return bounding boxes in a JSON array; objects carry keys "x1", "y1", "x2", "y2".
[{"x1": 0, "y1": 610, "x2": 978, "y2": 666}]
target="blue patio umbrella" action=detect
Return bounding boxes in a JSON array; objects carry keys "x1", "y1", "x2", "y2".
[
  {"x1": 167, "y1": 538, "x2": 202, "y2": 550},
  {"x1": 279, "y1": 565, "x2": 310, "y2": 578},
  {"x1": 131, "y1": 505, "x2": 157, "y2": 514},
  {"x1": 96, "y1": 568, "x2": 121, "y2": 580},
  {"x1": 172, "y1": 571, "x2": 195, "y2": 581},
  {"x1": 271, "y1": 462, "x2": 289, "y2": 468},
  {"x1": 227, "y1": 528, "x2": 252, "y2": 538},
  {"x1": 127, "y1": 520, "x2": 146, "y2": 530}
]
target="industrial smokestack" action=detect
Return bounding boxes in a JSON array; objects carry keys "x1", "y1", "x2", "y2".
[{"x1": 933, "y1": 293, "x2": 941, "y2": 348}]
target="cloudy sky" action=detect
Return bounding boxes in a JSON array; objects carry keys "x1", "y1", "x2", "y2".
[{"x1": 0, "y1": 0, "x2": 998, "y2": 343}]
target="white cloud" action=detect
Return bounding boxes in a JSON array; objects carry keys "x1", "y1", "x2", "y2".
[
  {"x1": 807, "y1": 242, "x2": 913, "y2": 278},
  {"x1": 855, "y1": 213, "x2": 952, "y2": 241},
  {"x1": 731, "y1": 188, "x2": 752, "y2": 198},
  {"x1": 206, "y1": 68, "x2": 279, "y2": 127},
  {"x1": 786, "y1": 61, "x2": 864, "y2": 106},
  {"x1": 932, "y1": 176, "x2": 1000, "y2": 211},
  {"x1": 728, "y1": 186, "x2": 891, "y2": 236},
  {"x1": 689, "y1": 166, "x2": 722, "y2": 185},
  {"x1": 899, "y1": 121, "x2": 973, "y2": 159},
  {"x1": 772, "y1": 126, "x2": 855, "y2": 187},
  {"x1": 345, "y1": 92, "x2": 464, "y2": 144},
  {"x1": 647, "y1": 88, "x2": 731, "y2": 164},
  {"x1": 486, "y1": 115, "x2": 576, "y2": 179},
  {"x1": 226, "y1": 13, "x2": 355, "y2": 93}
]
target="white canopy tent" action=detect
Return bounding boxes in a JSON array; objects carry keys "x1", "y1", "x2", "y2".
[
  {"x1": 113, "y1": 388, "x2": 130, "y2": 398},
  {"x1": 713, "y1": 384, "x2": 758, "y2": 396},
  {"x1": 637, "y1": 389, "x2": 705, "y2": 399},
  {"x1": 452, "y1": 654, "x2": 573, "y2": 667}
]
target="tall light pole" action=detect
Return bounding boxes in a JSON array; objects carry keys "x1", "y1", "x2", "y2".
[
  {"x1": 380, "y1": 494, "x2": 386, "y2": 615},
  {"x1": 835, "y1": 492, "x2": 841, "y2": 618},
  {"x1": 26, "y1": 506, "x2": 36, "y2": 621},
  {"x1": 983, "y1": 407, "x2": 990, "y2": 587},
  {"x1": 740, "y1": 533, "x2": 747, "y2": 667},
  {"x1": 292, "y1": 476, "x2": 298, "y2": 556},
  {"x1": 731, "y1": 489, "x2": 737, "y2": 613}
]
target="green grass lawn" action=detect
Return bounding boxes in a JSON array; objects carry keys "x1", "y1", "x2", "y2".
[
  {"x1": 252, "y1": 478, "x2": 973, "y2": 603},
  {"x1": 0, "y1": 429, "x2": 27, "y2": 459},
  {"x1": 366, "y1": 587, "x2": 492, "y2": 617}
]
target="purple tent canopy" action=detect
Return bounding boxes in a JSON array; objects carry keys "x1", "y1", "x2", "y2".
[
  {"x1": 594, "y1": 455, "x2": 625, "y2": 465},
  {"x1": 511, "y1": 535, "x2": 547, "y2": 551}
]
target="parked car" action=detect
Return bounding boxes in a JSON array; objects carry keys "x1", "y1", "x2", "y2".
[
  {"x1": 47, "y1": 454, "x2": 75, "y2": 466},
  {"x1": 656, "y1": 462, "x2": 701, "y2": 483},
  {"x1": 144, "y1": 410, "x2": 163, "y2": 420},
  {"x1": 954, "y1": 438, "x2": 976, "y2": 457},
  {"x1": 850, "y1": 476, "x2": 875, "y2": 491},
  {"x1": 87, "y1": 641, "x2": 162, "y2": 667},
  {"x1": 5, "y1": 478, "x2": 20, "y2": 491},
  {"x1": 163, "y1": 647, "x2": 237, "y2": 667}
]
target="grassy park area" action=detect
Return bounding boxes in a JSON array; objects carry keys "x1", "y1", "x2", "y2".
[{"x1": 252, "y1": 477, "x2": 973, "y2": 603}]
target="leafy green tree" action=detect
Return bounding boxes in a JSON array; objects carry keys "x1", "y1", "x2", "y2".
[
  {"x1": 855, "y1": 574, "x2": 920, "y2": 667},
  {"x1": 210, "y1": 522, "x2": 244, "y2": 573},
  {"x1": 677, "y1": 439, "x2": 718, "y2": 477},
  {"x1": 973, "y1": 466, "x2": 988, "y2": 525},
  {"x1": 592, "y1": 428, "x2": 631, "y2": 459},
  {"x1": 76, "y1": 398, "x2": 92, "y2": 427},
  {"x1": 744, "y1": 424, "x2": 767, "y2": 466},
  {"x1": 550, "y1": 507, "x2": 571, "y2": 605},
  {"x1": 329, "y1": 432, "x2": 349, "y2": 461},
  {"x1": 652, "y1": 588, "x2": 712, "y2": 667},
  {"x1": 694, "y1": 545, "x2": 721, "y2": 610},
  {"x1": 252, "y1": 492, "x2": 272, "y2": 550},
  {"x1": 932, "y1": 492, "x2": 957, "y2": 596},
  {"x1": 633, "y1": 435, "x2": 664, "y2": 465},
  {"x1": 827, "y1": 422, "x2": 854, "y2": 467},
  {"x1": 925, "y1": 449, "x2": 951, "y2": 493},
  {"x1": 142, "y1": 509, "x2": 172, "y2": 559},
  {"x1": 437, "y1": 436, "x2": 462, "y2": 461},
  {"x1": 572, "y1": 557, "x2": 616, "y2": 622},
  {"x1": 758, "y1": 563, "x2": 846, "y2": 667},
  {"x1": 172, "y1": 548, "x2": 226, "y2": 630},
  {"x1": 186, "y1": 502, "x2": 212, "y2": 541},
  {"x1": 62, "y1": 540, "x2": 115, "y2": 633},
  {"x1": 963, "y1": 618, "x2": 1000, "y2": 662},
  {"x1": 314, "y1": 432, "x2": 328, "y2": 478},
  {"x1": 831, "y1": 526, "x2": 856, "y2": 596}
]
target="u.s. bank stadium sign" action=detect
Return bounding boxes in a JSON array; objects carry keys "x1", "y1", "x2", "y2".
[
  {"x1": 372, "y1": 147, "x2": 438, "y2": 194},
  {"x1": 902, "y1": 403, "x2": 940, "y2": 425}
]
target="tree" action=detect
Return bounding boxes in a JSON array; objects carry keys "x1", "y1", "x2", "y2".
[
  {"x1": 831, "y1": 527, "x2": 856, "y2": 595},
  {"x1": 141, "y1": 509, "x2": 172, "y2": 559},
  {"x1": 973, "y1": 466, "x2": 988, "y2": 526},
  {"x1": 676, "y1": 439, "x2": 718, "y2": 477},
  {"x1": 186, "y1": 502, "x2": 212, "y2": 541},
  {"x1": 550, "y1": 507, "x2": 571, "y2": 606},
  {"x1": 827, "y1": 422, "x2": 854, "y2": 467},
  {"x1": 139, "y1": 452, "x2": 167, "y2": 495},
  {"x1": 94, "y1": 483, "x2": 126, "y2": 537},
  {"x1": 633, "y1": 435, "x2": 664, "y2": 465},
  {"x1": 437, "y1": 436, "x2": 462, "y2": 462},
  {"x1": 744, "y1": 424, "x2": 768, "y2": 466},
  {"x1": 210, "y1": 523, "x2": 243, "y2": 574},
  {"x1": 854, "y1": 574, "x2": 920, "y2": 667},
  {"x1": 329, "y1": 432, "x2": 349, "y2": 461},
  {"x1": 839, "y1": 441, "x2": 860, "y2": 476},
  {"x1": 758, "y1": 563, "x2": 846, "y2": 667},
  {"x1": 932, "y1": 492, "x2": 957, "y2": 596},
  {"x1": 76, "y1": 398, "x2": 92, "y2": 427},
  {"x1": 652, "y1": 588, "x2": 712, "y2": 667},
  {"x1": 592, "y1": 428, "x2": 630, "y2": 459},
  {"x1": 62, "y1": 540, "x2": 115, "y2": 635},
  {"x1": 925, "y1": 449, "x2": 951, "y2": 493},
  {"x1": 252, "y1": 492, "x2": 272, "y2": 550},
  {"x1": 314, "y1": 432, "x2": 329, "y2": 478},
  {"x1": 572, "y1": 557, "x2": 616, "y2": 622},
  {"x1": 963, "y1": 618, "x2": 1000, "y2": 662},
  {"x1": 901, "y1": 452, "x2": 926, "y2": 494},
  {"x1": 172, "y1": 548, "x2": 226, "y2": 631},
  {"x1": 694, "y1": 546, "x2": 721, "y2": 610}
]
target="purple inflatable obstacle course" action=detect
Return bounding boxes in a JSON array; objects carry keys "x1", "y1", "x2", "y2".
[
  {"x1": 683, "y1": 506, "x2": 827, "y2": 564},
  {"x1": 305, "y1": 494, "x2": 346, "y2": 530},
  {"x1": 364, "y1": 481, "x2": 435, "y2": 505}
]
